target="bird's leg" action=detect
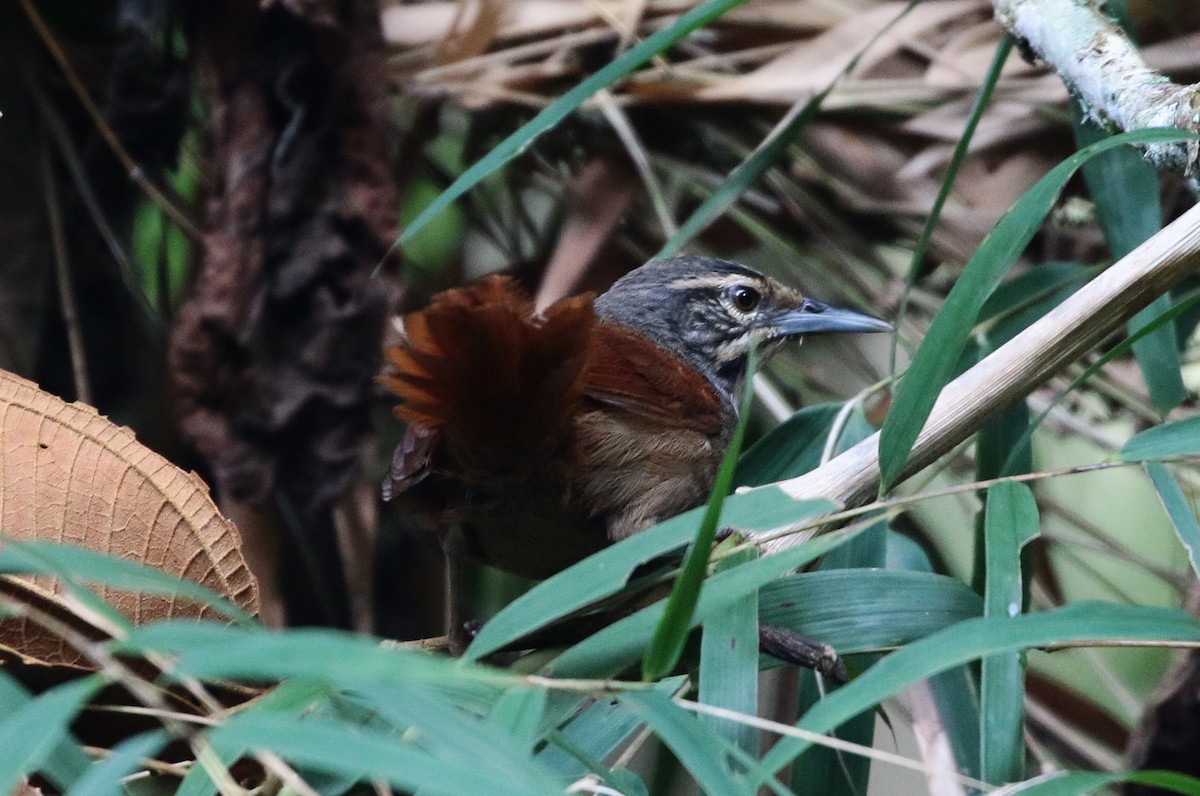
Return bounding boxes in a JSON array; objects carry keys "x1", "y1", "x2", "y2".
[
  {"x1": 758, "y1": 624, "x2": 846, "y2": 683},
  {"x1": 442, "y1": 524, "x2": 469, "y2": 655}
]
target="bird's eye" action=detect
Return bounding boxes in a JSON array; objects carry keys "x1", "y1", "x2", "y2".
[{"x1": 730, "y1": 285, "x2": 761, "y2": 312}]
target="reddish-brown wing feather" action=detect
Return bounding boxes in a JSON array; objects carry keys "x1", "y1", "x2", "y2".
[
  {"x1": 583, "y1": 322, "x2": 724, "y2": 436},
  {"x1": 381, "y1": 276, "x2": 594, "y2": 493}
]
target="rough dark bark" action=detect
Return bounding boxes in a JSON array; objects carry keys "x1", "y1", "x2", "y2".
[{"x1": 170, "y1": 0, "x2": 401, "y2": 625}]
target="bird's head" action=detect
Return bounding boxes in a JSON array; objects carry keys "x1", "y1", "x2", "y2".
[{"x1": 593, "y1": 256, "x2": 891, "y2": 403}]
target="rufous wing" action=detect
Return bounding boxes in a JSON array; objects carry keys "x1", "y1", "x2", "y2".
[
  {"x1": 583, "y1": 322, "x2": 724, "y2": 437},
  {"x1": 380, "y1": 276, "x2": 595, "y2": 493}
]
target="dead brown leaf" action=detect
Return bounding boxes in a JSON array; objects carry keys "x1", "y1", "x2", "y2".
[{"x1": 0, "y1": 369, "x2": 259, "y2": 666}]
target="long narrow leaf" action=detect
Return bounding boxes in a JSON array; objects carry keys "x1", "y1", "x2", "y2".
[
  {"x1": 980, "y1": 482, "x2": 1039, "y2": 784},
  {"x1": 643, "y1": 349, "x2": 756, "y2": 680},
  {"x1": 757, "y1": 602, "x2": 1200, "y2": 783},
  {"x1": 699, "y1": 547, "x2": 759, "y2": 756},
  {"x1": 396, "y1": 0, "x2": 750, "y2": 249},
  {"x1": 1144, "y1": 462, "x2": 1200, "y2": 578},
  {"x1": 0, "y1": 676, "x2": 102, "y2": 795},
  {"x1": 891, "y1": 35, "x2": 1014, "y2": 373},
  {"x1": 620, "y1": 690, "x2": 748, "y2": 796},
  {"x1": 879, "y1": 128, "x2": 1200, "y2": 491},
  {"x1": 1120, "y1": 415, "x2": 1200, "y2": 461},
  {"x1": 467, "y1": 489, "x2": 835, "y2": 661}
]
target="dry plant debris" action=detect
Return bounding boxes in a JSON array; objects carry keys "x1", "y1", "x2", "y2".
[{"x1": 0, "y1": 369, "x2": 259, "y2": 666}]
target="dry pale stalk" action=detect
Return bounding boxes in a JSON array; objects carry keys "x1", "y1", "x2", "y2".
[{"x1": 755, "y1": 199, "x2": 1200, "y2": 555}]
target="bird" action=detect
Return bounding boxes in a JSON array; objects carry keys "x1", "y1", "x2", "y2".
[{"x1": 380, "y1": 255, "x2": 890, "y2": 635}]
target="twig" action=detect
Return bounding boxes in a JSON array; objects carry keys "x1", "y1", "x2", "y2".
[
  {"x1": 991, "y1": 0, "x2": 1200, "y2": 176},
  {"x1": 39, "y1": 139, "x2": 92, "y2": 405}
]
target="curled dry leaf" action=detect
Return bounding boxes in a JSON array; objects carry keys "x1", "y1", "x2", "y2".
[{"x1": 0, "y1": 369, "x2": 259, "y2": 666}]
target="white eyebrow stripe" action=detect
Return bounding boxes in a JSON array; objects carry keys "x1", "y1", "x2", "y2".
[{"x1": 666, "y1": 275, "x2": 748, "y2": 291}]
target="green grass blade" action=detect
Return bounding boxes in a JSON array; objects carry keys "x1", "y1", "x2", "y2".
[
  {"x1": 699, "y1": 547, "x2": 759, "y2": 757},
  {"x1": 537, "y1": 676, "x2": 687, "y2": 778},
  {"x1": 395, "y1": 0, "x2": 750, "y2": 250},
  {"x1": 1144, "y1": 462, "x2": 1200, "y2": 578},
  {"x1": 64, "y1": 730, "x2": 170, "y2": 796},
  {"x1": 758, "y1": 569, "x2": 982, "y2": 655},
  {"x1": 549, "y1": 526, "x2": 862, "y2": 679},
  {"x1": 488, "y1": 686, "x2": 549, "y2": 751},
  {"x1": 619, "y1": 690, "x2": 749, "y2": 795},
  {"x1": 890, "y1": 35, "x2": 1014, "y2": 374},
  {"x1": 757, "y1": 602, "x2": 1200, "y2": 783},
  {"x1": 643, "y1": 349, "x2": 757, "y2": 681},
  {"x1": 0, "y1": 539, "x2": 255, "y2": 625},
  {"x1": 1120, "y1": 415, "x2": 1200, "y2": 461},
  {"x1": 995, "y1": 769, "x2": 1200, "y2": 795},
  {"x1": 980, "y1": 482, "x2": 1039, "y2": 785},
  {"x1": 1076, "y1": 116, "x2": 1184, "y2": 414},
  {"x1": 657, "y1": 1, "x2": 921, "y2": 259},
  {"x1": 211, "y1": 712, "x2": 551, "y2": 796},
  {"x1": 733, "y1": 402, "x2": 840, "y2": 487},
  {"x1": 879, "y1": 128, "x2": 1200, "y2": 491},
  {"x1": 0, "y1": 676, "x2": 102, "y2": 795},
  {"x1": 0, "y1": 671, "x2": 90, "y2": 791},
  {"x1": 468, "y1": 482, "x2": 833, "y2": 662}
]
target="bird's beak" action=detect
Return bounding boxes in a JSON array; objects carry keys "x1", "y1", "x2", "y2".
[{"x1": 777, "y1": 299, "x2": 893, "y2": 336}]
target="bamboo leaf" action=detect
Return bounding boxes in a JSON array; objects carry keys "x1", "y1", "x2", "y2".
[
  {"x1": 980, "y1": 482, "x2": 1039, "y2": 784},
  {"x1": 643, "y1": 349, "x2": 756, "y2": 680},
  {"x1": 879, "y1": 128, "x2": 1200, "y2": 491},
  {"x1": 699, "y1": 547, "x2": 759, "y2": 756},
  {"x1": 756, "y1": 603, "x2": 1200, "y2": 783},
  {"x1": 1144, "y1": 462, "x2": 1200, "y2": 578},
  {"x1": 1120, "y1": 416, "x2": 1200, "y2": 461}
]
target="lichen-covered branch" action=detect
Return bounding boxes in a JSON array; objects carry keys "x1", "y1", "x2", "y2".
[{"x1": 993, "y1": 0, "x2": 1200, "y2": 176}]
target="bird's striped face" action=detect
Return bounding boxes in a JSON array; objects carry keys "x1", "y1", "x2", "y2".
[
  {"x1": 666, "y1": 270, "x2": 811, "y2": 369},
  {"x1": 594, "y1": 256, "x2": 891, "y2": 404}
]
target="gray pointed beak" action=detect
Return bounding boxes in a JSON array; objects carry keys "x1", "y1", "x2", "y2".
[{"x1": 777, "y1": 300, "x2": 893, "y2": 336}]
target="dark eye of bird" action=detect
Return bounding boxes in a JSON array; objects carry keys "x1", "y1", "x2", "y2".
[{"x1": 730, "y1": 285, "x2": 761, "y2": 312}]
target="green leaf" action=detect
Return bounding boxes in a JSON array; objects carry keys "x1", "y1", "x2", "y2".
[
  {"x1": 396, "y1": 0, "x2": 750, "y2": 248},
  {"x1": 1144, "y1": 462, "x2": 1200, "y2": 578},
  {"x1": 699, "y1": 547, "x2": 759, "y2": 756},
  {"x1": 0, "y1": 676, "x2": 103, "y2": 795},
  {"x1": 733, "y1": 402, "x2": 841, "y2": 488},
  {"x1": 1120, "y1": 416, "x2": 1200, "y2": 461},
  {"x1": 537, "y1": 676, "x2": 687, "y2": 778},
  {"x1": 489, "y1": 686, "x2": 549, "y2": 750},
  {"x1": 209, "y1": 712, "x2": 554, "y2": 796},
  {"x1": 644, "y1": 349, "x2": 757, "y2": 680},
  {"x1": 0, "y1": 671, "x2": 90, "y2": 791},
  {"x1": 0, "y1": 539, "x2": 254, "y2": 625},
  {"x1": 892, "y1": 35, "x2": 1013, "y2": 373},
  {"x1": 619, "y1": 691, "x2": 748, "y2": 796},
  {"x1": 1076, "y1": 115, "x2": 1183, "y2": 414},
  {"x1": 547, "y1": 526, "x2": 862, "y2": 679},
  {"x1": 757, "y1": 602, "x2": 1200, "y2": 783},
  {"x1": 65, "y1": 730, "x2": 171, "y2": 796},
  {"x1": 466, "y1": 489, "x2": 835, "y2": 661},
  {"x1": 348, "y1": 683, "x2": 566, "y2": 795},
  {"x1": 119, "y1": 622, "x2": 510, "y2": 700},
  {"x1": 996, "y1": 769, "x2": 1200, "y2": 795},
  {"x1": 878, "y1": 128, "x2": 1200, "y2": 491},
  {"x1": 789, "y1": 513, "x2": 887, "y2": 795},
  {"x1": 758, "y1": 569, "x2": 982, "y2": 654},
  {"x1": 980, "y1": 482, "x2": 1039, "y2": 785}
]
